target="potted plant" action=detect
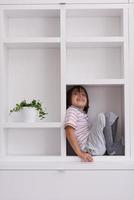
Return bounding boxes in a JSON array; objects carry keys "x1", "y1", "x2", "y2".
[{"x1": 10, "y1": 99, "x2": 47, "y2": 122}]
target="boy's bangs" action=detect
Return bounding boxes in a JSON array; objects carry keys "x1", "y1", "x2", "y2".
[{"x1": 73, "y1": 87, "x2": 86, "y2": 94}]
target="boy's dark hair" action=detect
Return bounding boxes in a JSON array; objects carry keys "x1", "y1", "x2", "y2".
[{"x1": 67, "y1": 85, "x2": 89, "y2": 113}]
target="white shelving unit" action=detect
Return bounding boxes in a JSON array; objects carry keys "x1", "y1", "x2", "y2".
[{"x1": 0, "y1": 4, "x2": 131, "y2": 167}]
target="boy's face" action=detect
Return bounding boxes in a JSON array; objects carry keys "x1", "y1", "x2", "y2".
[{"x1": 71, "y1": 88, "x2": 87, "y2": 110}]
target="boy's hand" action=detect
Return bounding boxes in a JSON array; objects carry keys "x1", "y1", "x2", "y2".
[{"x1": 78, "y1": 151, "x2": 93, "y2": 162}]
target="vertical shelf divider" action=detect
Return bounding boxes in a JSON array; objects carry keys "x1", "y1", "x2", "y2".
[
  {"x1": 123, "y1": 7, "x2": 130, "y2": 159},
  {"x1": 129, "y1": 6, "x2": 134, "y2": 161},
  {"x1": 60, "y1": 4, "x2": 67, "y2": 159}
]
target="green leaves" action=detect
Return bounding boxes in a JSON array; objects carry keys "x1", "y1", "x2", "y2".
[{"x1": 10, "y1": 99, "x2": 47, "y2": 120}]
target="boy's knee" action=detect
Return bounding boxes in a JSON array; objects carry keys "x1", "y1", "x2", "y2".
[{"x1": 97, "y1": 113, "x2": 106, "y2": 128}]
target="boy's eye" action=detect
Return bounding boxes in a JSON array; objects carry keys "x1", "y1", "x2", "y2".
[
  {"x1": 81, "y1": 93, "x2": 86, "y2": 97},
  {"x1": 73, "y1": 92, "x2": 78, "y2": 95}
]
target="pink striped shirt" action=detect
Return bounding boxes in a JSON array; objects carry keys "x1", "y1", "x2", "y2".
[{"x1": 64, "y1": 105, "x2": 90, "y2": 150}]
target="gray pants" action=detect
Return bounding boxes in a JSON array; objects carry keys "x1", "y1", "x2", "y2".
[
  {"x1": 83, "y1": 113, "x2": 106, "y2": 156},
  {"x1": 103, "y1": 112, "x2": 124, "y2": 155}
]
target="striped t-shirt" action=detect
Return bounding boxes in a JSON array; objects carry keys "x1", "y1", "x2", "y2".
[{"x1": 64, "y1": 105, "x2": 90, "y2": 150}]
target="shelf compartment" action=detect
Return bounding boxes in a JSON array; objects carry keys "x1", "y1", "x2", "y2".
[
  {"x1": 4, "y1": 46, "x2": 61, "y2": 123},
  {"x1": 5, "y1": 128, "x2": 61, "y2": 156},
  {"x1": 66, "y1": 9, "x2": 123, "y2": 37},
  {"x1": 66, "y1": 46, "x2": 124, "y2": 81},
  {"x1": 3, "y1": 9, "x2": 60, "y2": 37},
  {"x1": 66, "y1": 85, "x2": 125, "y2": 156}
]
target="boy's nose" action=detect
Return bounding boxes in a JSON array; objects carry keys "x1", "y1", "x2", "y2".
[{"x1": 78, "y1": 94, "x2": 83, "y2": 99}]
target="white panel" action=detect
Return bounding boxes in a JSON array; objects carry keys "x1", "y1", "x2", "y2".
[
  {"x1": 0, "y1": 170, "x2": 133, "y2": 200},
  {"x1": 6, "y1": 128, "x2": 61, "y2": 155}
]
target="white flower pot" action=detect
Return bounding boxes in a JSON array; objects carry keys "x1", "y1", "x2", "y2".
[{"x1": 21, "y1": 107, "x2": 37, "y2": 122}]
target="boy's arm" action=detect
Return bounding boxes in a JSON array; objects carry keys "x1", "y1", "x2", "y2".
[{"x1": 65, "y1": 126, "x2": 93, "y2": 162}]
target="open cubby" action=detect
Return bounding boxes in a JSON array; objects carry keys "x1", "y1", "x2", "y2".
[
  {"x1": 66, "y1": 85, "x2": 125, "y2": 156},
  {"x1": 5, "y1": 128, "x2": 61, "y2": 156},
  {"x1": 66, "y1": 46, "x2": 123, "y2": 82},
  {"x1": 66, "y1": 9, "x2": 123, "y2": 37},
  {"x1": 4, "y1": 9, "x2": 60, "y2": 37},
  {"x1": 5, "y1": 46, "x2": 61, "y2": 123}
]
